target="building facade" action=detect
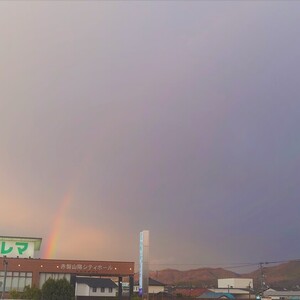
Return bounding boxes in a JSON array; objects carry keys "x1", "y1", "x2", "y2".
[
  {"x1": 0, "y1": 257, "x2": 134, "y2": 298},
  {"x1": 218, "y1": 279, "x2": 253, "y2": 289}
]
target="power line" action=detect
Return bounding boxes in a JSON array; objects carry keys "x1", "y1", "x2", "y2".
[{"x1": 147, "y1": 258, "x2": 300, "y2": 270}]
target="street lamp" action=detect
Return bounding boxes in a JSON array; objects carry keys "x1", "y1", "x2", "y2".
[{"x1": 1, "y1": 259, "x2": 8, "y2": 300}]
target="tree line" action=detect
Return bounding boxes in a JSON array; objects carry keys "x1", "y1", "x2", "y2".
[{"x1": 9, "y1": 278, "x2": 74, "y2": 300}]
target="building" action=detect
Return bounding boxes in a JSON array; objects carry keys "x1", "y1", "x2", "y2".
[
  {"x1": 75, "y1": 277, "x2": 118, "y2": 299},
  {"x1": 218, "y1": 279, "x2": 253, "y2": 290},
  {"x1": 208, "y1": 289, "x2": 255, "y2": 300},
  {"x1": 263, "y1": 289, "x2": 300, "y2": 300},
  {"x1": 173, "y1": 288, "x2": 208, "y2": 298},
  {"x1": 205, "y1": 278, "x2": 255, "y2": 300},
  {"x1": 0, "y1": 257, "x2": 134, "y2": 298},
  {"x1": 198, "y1": 291, "x2": 236, "y2": 299},
  {"x1": 134, "y1": 278, "x2": 166, "y2": 294},
  {"x1": 0, "y1": 236, "x2": 134, "y2": 299}
]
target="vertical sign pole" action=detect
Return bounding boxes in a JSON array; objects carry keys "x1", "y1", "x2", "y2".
[
  {"x1": 129, "y1": 275, "x2": 134, "y2": 300},
  {"x1": 118, "y1": 276, "x2": 123, "y2": 300},
  {"x1": 139, "y1": 230, "x2": 149, "y2": 300}
]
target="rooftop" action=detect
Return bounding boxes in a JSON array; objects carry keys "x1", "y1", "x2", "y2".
[{"x1": 76, "y1": 277, "x2": 118, "y2": 289}]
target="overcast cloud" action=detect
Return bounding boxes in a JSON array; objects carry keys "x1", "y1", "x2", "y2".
[{"x1": 1, "y1": 1, "x2": 300, "y2": 271}]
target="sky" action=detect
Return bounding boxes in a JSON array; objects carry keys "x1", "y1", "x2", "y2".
[{"x1": 1, "y1": 1, "x2": 300, "y2": 273}]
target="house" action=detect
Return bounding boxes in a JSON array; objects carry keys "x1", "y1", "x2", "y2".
[
  {"x1": 263, "y1": 289, "x2": 300, "y2": 300},
  {"x1": 173, "y1": 288, "x2": 208, "y2": 298},
  {"x1": 204, "y1": 278, "x2": 255, "y2": 300},
  {"x1": 75, "y1": 277, "x2": 118, "y2": 299},
  {"x1": 208, "y1": 288, "x2": 255, "y2": 299},
  {"x1": 198, "y1": 291, "x2": 236, "y2": 299},
  {"x1": 134, "y1": 278, "x2": 166, "y2": 294}
]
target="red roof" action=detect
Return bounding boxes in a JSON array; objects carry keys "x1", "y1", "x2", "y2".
[{"x1": 174, "y1": 288, "x2": 208, "y2": 297}]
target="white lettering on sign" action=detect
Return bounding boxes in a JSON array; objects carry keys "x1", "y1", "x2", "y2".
[{"x1": 59, "y1": 264, "x2": 113, "y2": 271}]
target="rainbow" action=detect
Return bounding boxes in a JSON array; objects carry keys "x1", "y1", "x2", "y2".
[
  {"x1": 42, "y1": 140, "x2": 93, "y2": 259},
  {"x1": 43, "y1": 190, "x2": 73, "y2": 259}
]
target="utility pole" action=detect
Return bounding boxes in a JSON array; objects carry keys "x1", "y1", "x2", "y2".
[
  {"x1": 259, "y1": 262, "x2": 268, "y2": 298},
  {"x1": 248, "y1": 282, "x2": 251, "y2": 300}
]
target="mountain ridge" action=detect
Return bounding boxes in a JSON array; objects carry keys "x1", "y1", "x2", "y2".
[{"x1": 148, "y1": 260, "x2": 300, "y2": 290}]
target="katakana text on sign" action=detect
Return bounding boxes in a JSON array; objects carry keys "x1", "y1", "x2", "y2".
[{"x1": 0, "y1": 241, "x2": 34, "y2": 258}]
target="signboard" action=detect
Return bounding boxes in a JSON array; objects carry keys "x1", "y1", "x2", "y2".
[
  {"x1": 58, "y1": 263, "x2": 114, "y2": 271},
  {"x1": 139, "y1": 230, "x2": 149, "y2": 300},
  {"x1": 0, "y1": 237, "x2": 42, "y2": 258},
  {"x1": 0, "y1": 240, "x2": 35, "y2": 258}
]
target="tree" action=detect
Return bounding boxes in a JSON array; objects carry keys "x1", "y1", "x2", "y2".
[
  {"x1": 9, "y1": 289, "x2": 21, "y2": 299},
  {"x1": 41, "y1": 278, "x2": 74, "y2": 300},
  {"x1": 9, "y1": 285, "x2": 41, "y2": 300},
  {"x1": 22, "y1": 285, "x2": 42, "y2": 300}
]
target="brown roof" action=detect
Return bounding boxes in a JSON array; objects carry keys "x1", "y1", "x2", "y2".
[{"x1": 174, "y1": 288, "x2": 208, "y2": 297}]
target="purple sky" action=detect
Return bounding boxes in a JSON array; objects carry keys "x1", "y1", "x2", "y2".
[{"x1": 1, "y1": 1, "x2": 300, "y2": 271}]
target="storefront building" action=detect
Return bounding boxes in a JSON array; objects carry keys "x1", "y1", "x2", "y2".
[{"x1": 0, "y1": 236, "x2": 134, "y2": 299}]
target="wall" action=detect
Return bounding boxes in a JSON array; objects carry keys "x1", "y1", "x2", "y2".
[
  {"x1": 76, "y1": 283, "x2": 90, "y2": 296},
  {"x1": 218, "y1": 278, "x2": 253, "y2": 289},
  {"x1": 134, "y1": 285, "x2": 165, "y2": 294},
  {"x1": 75, "y1": 284, "x2": 117, "y2": 297},
  {"x1": 149, "y1": 286, "x2": 165, "y2": 294}
]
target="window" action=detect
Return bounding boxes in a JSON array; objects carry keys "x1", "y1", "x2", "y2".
[
  {"x1": 109, "y1": 288, "x2": 113, "y2": 293},
  {"x1": 39, "y1": 273, "x2": 71, "y2": 289},
  {"x1": 92, "y1": 287, "x2": 97, "y2": 293},
  {"x1": 101, "y1": 287, "x2": 105, "y2": 293},
  {"x1": 0, "y1": 272, "x2": 32, "y2": 292}
]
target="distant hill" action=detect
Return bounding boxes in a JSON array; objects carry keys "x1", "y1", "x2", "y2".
[
  {"x1": 245, "y1": 260, "x2": 300, "y2": 290},
  {"x1": 148, "y1": 260, "x2": 300, "y2": 290},
  {"x1": 150, "y1": 268, "x2": 239, "y2": 287}
]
